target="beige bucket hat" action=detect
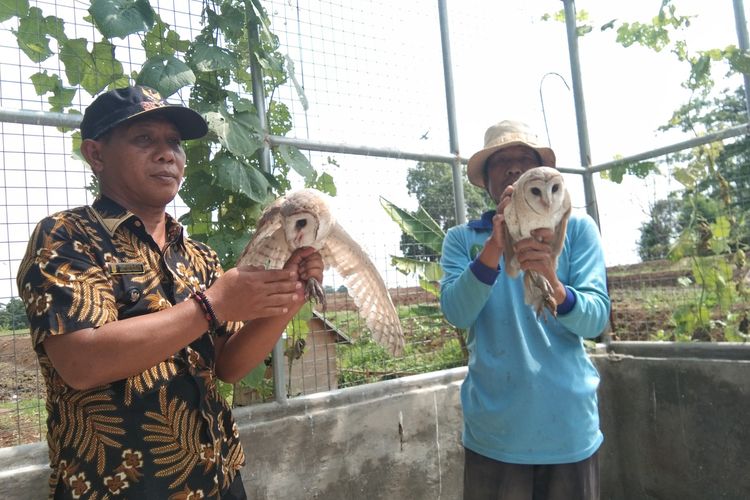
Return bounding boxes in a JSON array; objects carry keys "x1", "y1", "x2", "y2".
[{"x1": 466, "y1": 120, "x2": 556, "y2": 188}]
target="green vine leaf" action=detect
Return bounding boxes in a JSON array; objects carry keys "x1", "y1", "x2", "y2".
[
  {"x1": 89, "y1": 0, "x2": 155, "y2": 39},
  {"x1": 60, "y1": 38, "x2": 125, "y2": 95},
  {"x1": 12, "y1": 7, "x2": 65, "y2": 62},
  {"x1": 672, "y1": 167, "x2": 696, "y2": 189},
  {"x1": 191, "y1": 43, "x2": 238, "y2": 72},
  {"x1": 277, "y1": 145, "x2": 314, "y2": 180},
  {"x1": 180, "y1": 169, "x2": 216, "y2": 212},
  {"x1": 136, "y1": 55, "x2": 195, "y2": 97},
  {"x1": 205, "y1": 229, "x2": 252, "y2": 265},
  {"x1": 205, "y1": 107, "x2": 264, "y2": 157},
  {"x1": 143, "y1": 16, "x2": 189, "y2": 58},
  {"x1": 29, "y1": 71, "x2": 60, "y2": 95},
  {"x1": 213, "y1": 151, "x2": 269, "y2": 203},
  {"x1": 727, "y1": 49, "x2": 750, "y2": 75},
  {"x1": 306, "y1": 171, "x2": 336, "y2": 195},
  {"x1": 0, "y1": 0, "x2": 29, "y2": 22},
  {"x1": 30, "y1": 71, "x2": 77, "y2": 112},
  {"x1": 239, "y1": 363, "x2": 267, "y2": 389}
]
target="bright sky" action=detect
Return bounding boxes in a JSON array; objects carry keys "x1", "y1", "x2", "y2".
[
  {"x1": 277, "y1": 0, "x2": 745, "y2": 271},
  {"x1": 449, "y1": 1, "x2": 744, "y2": 266}
]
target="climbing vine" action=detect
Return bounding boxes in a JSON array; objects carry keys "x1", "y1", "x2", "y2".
[{"x1": 3, "y1": 0, "x2": 336, "y2": 268}]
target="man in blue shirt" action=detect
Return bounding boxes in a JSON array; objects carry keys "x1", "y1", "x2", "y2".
[{"x1": 440, "y1": 120, "x2": 610, "y2": 499}]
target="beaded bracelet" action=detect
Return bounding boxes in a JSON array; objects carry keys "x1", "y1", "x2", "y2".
[{"x1": 191, "y1": 291, "x2": 220, "y2": 332}]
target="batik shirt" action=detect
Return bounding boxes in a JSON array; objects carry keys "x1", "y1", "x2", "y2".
[{"x1": 16, "y1": 196, "x2": 245, "y2": 499}]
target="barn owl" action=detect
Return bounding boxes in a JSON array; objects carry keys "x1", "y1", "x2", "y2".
[
  {"x1": 236, "y1": 188, "x2": 405, "y2": 357},
  {"x1": 503, "y1": 166, "x2": 571, "y2": 319}
]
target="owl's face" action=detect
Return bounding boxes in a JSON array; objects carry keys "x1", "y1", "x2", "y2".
[
  {"x1": 284, "y1": 211, "x2": 321, "y2": 249},
  {"x1": 518, "y1": 167, "x2": 568, "y2": 216}
]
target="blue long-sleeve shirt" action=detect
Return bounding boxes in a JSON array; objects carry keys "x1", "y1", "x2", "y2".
[{"x1": 440, "y1": 210, "x2": 610, "y2": 464}]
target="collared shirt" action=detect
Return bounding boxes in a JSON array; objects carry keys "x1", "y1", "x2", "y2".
[{"x1": 16, "y1": 196, "x2": 244, "y2": 499}]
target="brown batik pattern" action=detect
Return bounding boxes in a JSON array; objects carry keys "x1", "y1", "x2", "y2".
[{"x1": 17, "y1": 196, "x2": 245, "y2": 499}]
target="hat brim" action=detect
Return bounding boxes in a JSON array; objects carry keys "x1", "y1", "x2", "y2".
[
  {"x1": 93, "y1": 106, "x2": 208, "y2": 141},
  {"x1": 466, "y1": 142, "x2": 556, "y2": 188}
]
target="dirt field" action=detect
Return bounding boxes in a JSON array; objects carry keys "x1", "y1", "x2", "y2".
[{"x1": 0, "y1": 333, "x2": 45, "y2": 447}]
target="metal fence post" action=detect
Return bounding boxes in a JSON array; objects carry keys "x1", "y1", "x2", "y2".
[
  {"x1": 733, "y1": 0, "x2": 750, "y2": 122},
  {"x1": 561, "y1": 0, "x2": 600, "y2": 228},
  {"x1": 438, "y1": 0, "x2": 466, "y2": 226},
  {"x1": 248, "y1": 17, "x2": 287, "y2": 404}
]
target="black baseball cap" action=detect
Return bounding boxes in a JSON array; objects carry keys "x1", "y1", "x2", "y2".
[{"x1": 79, "y1": 85, "x2": 208, "y2": 141}]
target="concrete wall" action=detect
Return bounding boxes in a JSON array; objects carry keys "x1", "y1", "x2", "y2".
[
  {"x1": 1, "y1": 343, "x2": 749, "y2": 500},
  {"x1": 594, "y1": 342, "x2": 750, "y2": 500},
  {"x1": 0, "y1": 368, "x2": 467, "y2": 500}
]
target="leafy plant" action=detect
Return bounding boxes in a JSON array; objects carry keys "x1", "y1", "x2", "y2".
[
  {"x1": 336, "y1": 306, "x2": 466, "y2": 387},
  {"x1": 380, "y1": 197, "x2": 468, "y2": 359},
  {"x1": 545, "y1": 1, "x2": 750, "y2": 341},
  {"x1": 0, "y1": 298, "x2": 29, "y2": 330},
  {"x1": 4, "y1": 0, "x2": 337, "y2": 400},
  {"x1": 380, "y1": 197, "x2": 444, "y2": 296},
  {"x1": 5, "y1": 0, "x2": 328, "y2": 267}
]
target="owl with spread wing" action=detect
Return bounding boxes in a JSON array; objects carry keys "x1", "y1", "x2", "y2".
[
  {"x1": 503, "y1": 166, "x2": 571, "y2": 319},
  {"x1": 236, "y1": 188, "x2": 405, "y2": 357}
]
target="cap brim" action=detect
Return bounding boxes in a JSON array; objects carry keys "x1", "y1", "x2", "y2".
[
  {"x1": 466, "y1": 142, "x2": 556, "y2": 188},
  {"x1": 94, "y1": 106, "x2": 208, "y2": 141}
]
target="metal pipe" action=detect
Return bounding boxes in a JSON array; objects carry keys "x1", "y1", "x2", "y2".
[
  {"x1": 0, "y1": 107, "x2": 466, "y2": 164},
  {"x1": 561, "y1": 0, "x2": 609, "y2": 347},
  {"x1": 561, "y1": 0, "x2": 600, "y2": 226},
  {"x1": 437, "y1": 0, "x2": 467, "y2": 225},
  {"x1": 248, "y1": 18, "x2": 287, "y2": 404},
  {"x1": 2, "y1": 108, "x2": 743, "y2": 177},
  {"x1": 589, "y1": 123, "x2": 750, "y2": 173},
  {"x1": 267, "y1": 134, "x2": 461, "y2": 164},
  {"x1": 733, "y1": 0, "x2": 750, "y2": 120},
  {"x1": 0, "y1": 108, "x2": 82, "y2": 128}
]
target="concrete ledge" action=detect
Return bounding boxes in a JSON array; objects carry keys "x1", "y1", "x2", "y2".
[
  {"x1": 236, "y1": 367, "x2": 467, "y2": 499},
  {"x1": 0, "y1": 368, "x2": 468, "y2": 500},
  {"x1": 3, "y1": 352, "x2": 749, "y2": 500},
  {"x1": 607, "y1": 341, "x2": 750, "y2": 360},
  {"x1": 0, "y1": 442, "x2": 49, "y2": 499}
]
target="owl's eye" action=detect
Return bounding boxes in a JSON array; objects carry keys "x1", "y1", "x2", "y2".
[
  {"x1": 295, "y1": 219, "x2": 307, "y2": 230},
  {"x1": 552, "y1": 184, "x2": 559, "y2": 193},
  {"x1": 530, "y1": 187, "x2": 542, "y2": 196}
]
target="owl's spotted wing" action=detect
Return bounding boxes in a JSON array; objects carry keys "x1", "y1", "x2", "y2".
[
  {"x1": 321, "y1": 223, "x2": 405, "y2": 357},
  {"x1": 236, "y1": 203, "x2": 290, "y2": 269}
]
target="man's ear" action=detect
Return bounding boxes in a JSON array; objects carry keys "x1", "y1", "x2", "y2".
[{"x1": 80, "y1": 139, "x2": 105, "y2": 174}]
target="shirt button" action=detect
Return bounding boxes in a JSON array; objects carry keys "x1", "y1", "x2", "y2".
[
  {"x1": 125, "y1": 287, "x2": 142, "y2": 304},
  {"x1": 134, "y1": 221, "x2": 142, "y2": 227}
]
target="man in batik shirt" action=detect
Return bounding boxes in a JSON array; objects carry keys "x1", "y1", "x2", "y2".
[{"x1": 16, "y1": 86, "x2": 323, "y2": 499}]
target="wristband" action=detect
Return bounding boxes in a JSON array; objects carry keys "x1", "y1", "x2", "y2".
[{"x1": 191, "y1": 291, "x2": 220, "y2": 332}]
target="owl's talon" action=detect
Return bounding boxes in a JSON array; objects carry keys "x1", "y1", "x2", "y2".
[{"x1": 305, "y1": 278, "x2": 327, "y2": 311}]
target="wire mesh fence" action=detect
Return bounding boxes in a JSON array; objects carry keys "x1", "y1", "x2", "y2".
[{"x1": 1, "y1": 0, "x2": 749, "y2": 449}]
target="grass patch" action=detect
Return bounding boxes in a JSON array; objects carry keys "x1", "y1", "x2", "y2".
[
  {"x1": 0, "y1": 329, "x2": 29, "y2": 338},
  {"x1": 326, "y1": 303, "x2": 467, "y2": 388},
  {"x1": 0, "y1": 396, "x2": 46, "y2": 447}
]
